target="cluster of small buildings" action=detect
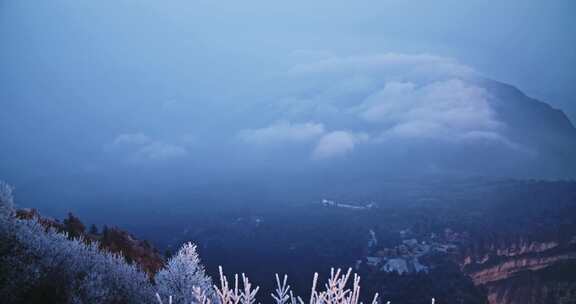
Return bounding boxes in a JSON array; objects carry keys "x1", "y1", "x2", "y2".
[
  {"x1": 357, "y1": 229, "x2": 460, "y2": 275},
  {"x1": 359, "y1": 238, "x2": 431, "y2": 274}
]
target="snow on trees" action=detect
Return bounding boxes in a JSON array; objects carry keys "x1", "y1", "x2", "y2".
[
  {"x1": 0, "y1": 181, "x2": 154, "y2": 304},
  {"x1": 155, "y1": 242, "x2": 216, "y2": 304}
]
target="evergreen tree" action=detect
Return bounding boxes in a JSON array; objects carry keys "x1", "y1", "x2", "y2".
[{"x1": 155, "y1": 242, "x2": 215, "y2": 304}]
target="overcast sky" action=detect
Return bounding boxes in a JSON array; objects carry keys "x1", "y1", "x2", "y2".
[
  {"x1": 1, "y1": 0, "x2": 575, "y2": 206},
  {"x1": 2, "y1": 0, "x2": 575, "y2": 116}
]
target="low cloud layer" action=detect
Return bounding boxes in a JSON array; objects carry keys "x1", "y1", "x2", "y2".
[
  {"x1": 238, "y1": 120, "x2": 369, "y2": 160},
  {"x1": 110, "y1": 133, "x2": 189, "y2": 162},
  {"x1": 360, "y1": 79, "x2": 502, "y2": 142},
  {"x1": 102, "y1": 53, "x2": 532, "y2": 169},
  {"x1": 312, "y1": 131, "x2": 369, "y2": 160},
  {"x1": 239, "y1": 53, "x2": 521, "y2": 161},
  {"x1": 238, "y1": 121, "x2": 325, "y2": 146}
]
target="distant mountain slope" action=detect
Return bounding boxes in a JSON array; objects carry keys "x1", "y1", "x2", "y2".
[
  {"x1": 479, "y1": 78, "x2": 576, "y2": 178},
  {"x1": 283, "y1": 76, "x2": 576, "y2": 179},
  {"x1": 235, "y1": 54, "x2": 576, "y2": 180}
]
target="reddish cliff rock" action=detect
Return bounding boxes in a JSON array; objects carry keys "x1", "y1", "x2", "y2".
[{"x1": 462, "y1": 239, "x2": 576, "y2": 304}]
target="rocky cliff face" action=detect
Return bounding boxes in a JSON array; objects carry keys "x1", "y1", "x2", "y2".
[{"x1": 462, "y1": 239, "x2": 576, "y2": 304}]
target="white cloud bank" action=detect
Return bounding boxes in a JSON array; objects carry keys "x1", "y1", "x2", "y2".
[
  {"x1": 238, "y1": 121, "x2": 325, "y2": 145},
  {"x1": 312, "y1": 131, "x2": 369, "y2": 160},
  {"x1": 111, "y1": 133, "x2": 189, "y2": 162},
  {"x1": 357, "y1": 79, "x2": 502, "y2": 142},
  {"x1": 238, "y1": 121, "x2": 369, "y2": 160},
  {"x1": 238, "y1": 53, "x2": 524, "y2": 160},
  {"x1": 290, "y1": 53, "x2": 518, "y2": 143}
]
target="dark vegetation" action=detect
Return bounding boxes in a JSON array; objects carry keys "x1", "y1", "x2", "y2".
[{"x1": 1, "y1": 178, "x2": 575, "y2": 303}]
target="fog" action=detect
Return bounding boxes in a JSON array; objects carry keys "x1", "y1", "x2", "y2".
[{"x1": 1, "y1": 0, "x2": 576, "y2": 224}]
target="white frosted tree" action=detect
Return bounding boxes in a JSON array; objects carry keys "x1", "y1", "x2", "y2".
[
  {"x1": 156, "y1": 242, "x2": 216, "y2": 304},
  {"x1": 0, "y1": 181, "x2": 155, "y2": 304}
]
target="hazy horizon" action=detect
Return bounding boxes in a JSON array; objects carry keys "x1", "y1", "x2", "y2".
[
  {"x1": 1, "y1": 0, "x2": 576, "y2": 219},
  {"x1": 1, "y1": 3, "x2": 576, "y2": 304}
]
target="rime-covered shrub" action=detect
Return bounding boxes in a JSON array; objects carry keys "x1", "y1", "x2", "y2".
[
  {"x1": 155, "y1": 242, "x2": 216, "y2": 304},
  {"x1": 157, "y1": 267, "x2": 384, "y2": 304},
  {"x1": 157, "y1": 262, "x2": 437, "y2": 304},
  {"x1": 0, "y1": 182, "x2": 155, "y2": 304},
  {"x1": 2, "y1": 181, "x2": 433, "y2": 304}
]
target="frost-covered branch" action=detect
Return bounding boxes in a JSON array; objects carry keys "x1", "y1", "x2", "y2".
[
  {"x1": 214, "y1": 267, "x2": 381, "y2": 304},
  {"x1": 0, "y1": 181, "x2": 154, "y2": 304},
  {"x1": 272, "y1": 274, "x2": 290, "y2": 304}
]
